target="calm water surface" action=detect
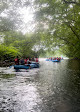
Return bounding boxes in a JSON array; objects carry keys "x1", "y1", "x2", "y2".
[{"x1": 0, "y1": 59, "x2": 80, "y2": 112}]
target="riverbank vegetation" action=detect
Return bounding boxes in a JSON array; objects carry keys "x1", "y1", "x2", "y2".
[{"x1": 0, "y1": 0, "x2": 80, "y2": 61}]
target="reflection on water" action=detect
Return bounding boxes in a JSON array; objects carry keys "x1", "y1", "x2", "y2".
[
  {"x1": 0, "y1": 59, "x2": 80, "y2": 112},
  {"x1": 13, "y1": 83, "x2": 42, "y2": 112},
  {"x1": 0, "y1": 74, "x2": 15, "y2": 79}
]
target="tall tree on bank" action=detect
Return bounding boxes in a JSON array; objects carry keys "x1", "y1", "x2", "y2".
[{"x1": 33, "y1": 0, "x2": 80, "y2": 58}]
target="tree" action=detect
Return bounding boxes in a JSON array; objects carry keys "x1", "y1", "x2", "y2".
[
  {"x1": 0, "y1": 44, "x2": 20, "y2": 61},
  {"x1": 0, "y1": 0, "x2": 32, "y2": 32},
  {"x1": 33, "y1": 0, "x2": 80, "y2": 58}
]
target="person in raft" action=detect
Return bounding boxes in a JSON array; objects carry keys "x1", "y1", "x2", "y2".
[
  {"x1": 20, "y1": 58, "x2": 24, "y2": 65},
  {"x1": 14, "y1": 56, "x2": 19, "y2": 65},
  {"x1": 28, "y1": 58, "x2": 32, "y2": 64},
  {"x1": 35, "y1": 57, "x2": 39, "y2": 63}
]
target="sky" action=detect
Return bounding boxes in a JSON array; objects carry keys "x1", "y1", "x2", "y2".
[
  {"x1": 18, "y1": 7, "x2": 35, "y2": 34},
  {"x1": 0, "y1": 0, "x2": 35, "y2": 34}
]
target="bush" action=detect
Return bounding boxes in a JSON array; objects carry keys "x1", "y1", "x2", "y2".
[{"x1": 0, "y1": 45, "x2": 20, "y2": 61}]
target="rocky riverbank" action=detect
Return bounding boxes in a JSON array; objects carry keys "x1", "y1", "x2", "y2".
[{"x1": 0, "y1": 60, "x2": 14, "y2": 67}]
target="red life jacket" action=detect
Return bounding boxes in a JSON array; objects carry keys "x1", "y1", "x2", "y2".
[
  {"x1": 15, "y1": 58, "x2": 18, "y2": 62},
  {"x1": 24, "y1": 59, "x2": 27, "y2": 64},
  {"x1": 14, "y1": 58, "x2": 19, "y2": 64},
  {"x1": 36, "y1": 58, "x2": 38, "y2": 62}
]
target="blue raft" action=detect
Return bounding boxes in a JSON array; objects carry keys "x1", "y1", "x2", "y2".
[
  {"x1": 14, "y1": 65, "x2": 30, "y2": 69},
  {"x1": 52, "y1": 59, "x2": 60, "y2": 62},
  {"x1": 46, "y1": 59, "x2": 60, "y2": 62},
  {"x1": 45, "y1": 59, "x2": 51, "y2": 61},
  {"x1": 30, "y1": 62, "x2": 39, "y2": 68},
  {"x1": 14, "y1": 63, "x2": 39, "y2": 69}
]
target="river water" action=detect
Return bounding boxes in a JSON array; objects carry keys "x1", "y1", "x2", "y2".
[{"x1": 0, "y1": 59, "x2": 80, "y2": 112}]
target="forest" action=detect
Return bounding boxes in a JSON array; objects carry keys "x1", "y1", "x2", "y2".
[{"x1": 0, "y1": 0, "x2": 80, "y2": 61}]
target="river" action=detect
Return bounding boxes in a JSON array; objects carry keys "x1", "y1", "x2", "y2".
[{"x1": 0, "y1": 59, "x2": 80, "y2": 112}]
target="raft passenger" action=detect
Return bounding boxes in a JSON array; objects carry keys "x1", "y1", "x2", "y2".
[
  {"x1": 20, "y1": 58, "x2": 24, "y2": 65},
  {"x1": 14, "y1": 56, "x2": 19, "y2": 65}
]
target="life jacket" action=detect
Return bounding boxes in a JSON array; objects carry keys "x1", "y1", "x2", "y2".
[
  {"x1": 14, "y1": 58, "x2": 19, "y2": 64},
  {"x1": 24, "y1": 59, "x2": 27, "y2": 64},
  {"x1": 15, "y1": 58, "x2": 18, "y2": 62},
  {"x1": 36, "y1": 58, "x2": 38, "y2": 62},
  {"x1": 57, "y1": 58, "x2": 58, "y2": 60}
]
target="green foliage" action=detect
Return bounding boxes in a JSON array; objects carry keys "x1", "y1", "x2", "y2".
[
  {"x1": 33, "y1": 0, "x2": 80, "y2": 58},
  {"x1": 0, "y1": 74, "x2": 15, "y2": 79},
  {"x1": 0, "y1": 44, "x2": 20, "y2": 61},
  {"x1": 0, "y1": 30, "x2": 41, "y2": 60}
]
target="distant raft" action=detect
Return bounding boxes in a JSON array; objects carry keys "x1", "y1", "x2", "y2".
[
  {"x1": 52, "y1": 59, "x2": 60, "y2": 62},
  {"x1": 45, "y1": 59, "x2": 61, "y2": 62}
]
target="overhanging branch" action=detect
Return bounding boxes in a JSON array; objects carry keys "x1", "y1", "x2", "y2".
[
  {"x1": 68, "y1": 24, "x2": 80, "y2": 40},
  {"x1": 63, "y1": 0, "x2": 80, "y2": 6},
  {"x1": 64, "y1": 22, "x2": 80, "y2": 40}
]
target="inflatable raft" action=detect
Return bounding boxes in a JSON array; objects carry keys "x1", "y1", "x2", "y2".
[
  {"x1": 46, "y1": 59, "x2": 60, "y2": 62},
  {"x1": 52, "y1": 59, "x2": 60, "y2": 62},
  {"x1": 45, "y1": 59, "x2": 51, "y2": 61},
  {"x1": 30, "y1": 62, "x2": 39, "y2": 68},
  {"x1": 14, "y1": 65, "x2": 30, "y2": 69},
  {"x1": 14, "y1": 63, "x2": 39, "y2": 69}
]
